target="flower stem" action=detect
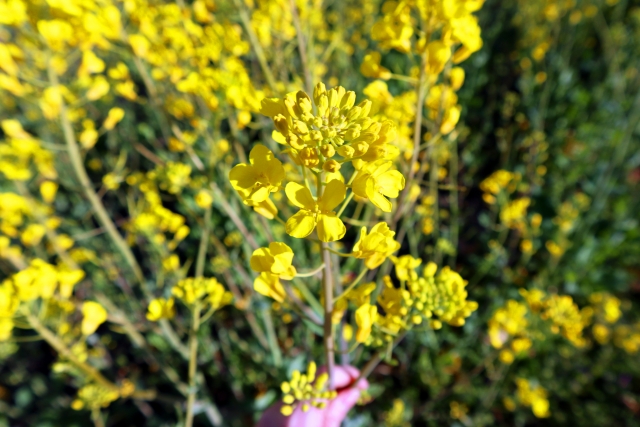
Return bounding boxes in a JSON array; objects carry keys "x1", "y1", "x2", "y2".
[
  {"x1": 46, "y1": 63, "x2": 145, "y2": 291},
  {"x1": 233, "y1": 0, "x2": 279, "y2": 93},
  {"x1": 333, "y1": 267, "x2": 368, "y2": 303},
  {"x1": 295, "y1": 263, "x2": 325, "y2": 277},
  {"x1": 393, "y1": 50, "x2": 429, "y2": 225},
  {"x1": 26, "y1": 311, "x2": 156, "y2": 400},
  {"x1": 289, "y1": 0, "x2": 313, "y2": 95},
  {"x1": 184, "y1": 303, "x2": 202, "y2": 427},
  {"x1": 321, "y1": 243, "x2": 336, "y2": 390}
]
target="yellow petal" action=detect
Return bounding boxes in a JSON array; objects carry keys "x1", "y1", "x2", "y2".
[
  {"x1": 285, "y1": 210, "x2": 316, "y2": 238},
  {"x1": 253, "y1": 273, "x2": 286, "y2": 302},
  {"x1": 285, "y1": 182, "x2": 315, "y2": 209},
  {"x1": 378, "y1": 170, "x2": 405, "y2": 198},
  {"x1": 318, "y1": 179, "x2": 346, "y2": 212},
  {"x1": 317, "y1": 213, "x2": 346, "y2": 242}
]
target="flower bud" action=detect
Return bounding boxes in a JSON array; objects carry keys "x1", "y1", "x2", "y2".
[
  {"x1": 299, "y1": 147, "x2": 319, "y2": 167},
  {"x1": 323, "y1": 159, "x2": 341, "y2": 173},
  {"x1": 337, "y1": 145, "x2": 355, "y2": 157},
  {"x1": 274, "y1": 114, "x2": 289, "y2": 136},
  {"x1": 340, "y1": 91, "x2": 356, "y2": 110},
  {"x1": 320, "y1": 144, "x2": 335, "y2": 158},
  {"x1": 313, "y1": 82, "x2": 326, "y2": 105}
]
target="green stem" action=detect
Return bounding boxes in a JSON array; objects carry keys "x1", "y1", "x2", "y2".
[
  {"x1": 184, "y1": 303, "x2": 202, "y2": 427},
  {"x1": 47, "y1": 63, "x2": 145, "y2": 290},
  {"x1": 262, "y1": 305, "x2": 282, "y2": 367},
  {"x1": 327, "y1": 248, "x2": 353, "y2": 258},
  {"x1": 26, "y1": 312, "x2": 156, "y2": 400},
  {"x1": 333, "y1": 267, "x2": 368, "y2": 303},
  {"x1": 336, "y1": 191, "x2": 354, "y2": 218},
  {"x1": 195, "y1": 206, "x2": 212, "y2": 278},
  {"x1": 232, "y1": 0, "x2": 279, "y2": 93},
  {"x1": 393, "y1": 50, "x2": 429, "y2": 225},
  {"x1": 289, "y1": 0, "x2": 313, "y2": 94},
  {"x1": 295, "y1": 263, "x2": 325, "y2": 277}
]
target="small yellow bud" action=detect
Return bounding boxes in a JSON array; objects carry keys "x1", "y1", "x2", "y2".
[
  {"x1": 323, "y1": 160, "x2": 341, "y2": 173},
  {"x1": 40, "y1": 181, "x2": 58, "y2": 203},
  {"x1": 195, "y1": 190, "x2": 213, "y2": 208}
]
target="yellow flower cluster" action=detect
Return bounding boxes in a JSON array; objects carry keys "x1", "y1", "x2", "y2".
[
  {"x1": 515, "y1": 378, "x2": 550, "y2": 418},
  {"x1": 0, "y1": 120, "x2": 57, "y2": 181},
  {"x1": 71, "y1": 383, "x2": 120, "y2": 411},
  {"x1": 279, "y1": 361, "x2": 337, "y2": 416},
  {"x1": 171, "y1": 277, "x2": 233, "y2": 309},
  {"x1": 488, "y1": 299, "x2": 531, "y2": 364},
  {"x1": 540, "y1": 294, "x2": 590, "y2": 348},
  {"x1": 348, "y1": 256, "x2": 477, "y2": 347},
  {"x1": 250, "y1": 242, "x2": 296, "y2": 303},
  {"x1": 479, "y1": 170, "x2": 521, "y2": 205},
  {"x1": 0, "y1": 259, "x2": 85, "y2": 340},
  {"x1": 261, "y1": 83, "x2": 400, "y2": 173},
  {"x1": 230, "y1": 82, "x2": 406, "y2": 243}
]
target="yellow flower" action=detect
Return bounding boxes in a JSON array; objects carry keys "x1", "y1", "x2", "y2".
[
  {"x1": 172, "y1": 277, "x2": 232, "y2": 309},
  {"x1": 425, "y1": 40, "x2": 451, "y2": 76},
  {"x1": 355, "y1": 303, "x2": 378, "y2": 343},
  {"x1": 20, "y1": 224, "x2": 46, "y2": 246},
  {"x1": 40, "y1": 181, "x2": 58, "y2": 203},
  {"x1": 86, "y1": 76, "x2": 110, "y2": 101},
  {"x1": 352, "y1": 160, "x2": 405, "y2": 212},
  {"x1": 78, "y1": 50, "x2": 105, "y2": 77},
  {"x1": 361, "y1": 51, "x2": 391, "y2": 80},
  {"x1": 103, "y1": 107, "x2": 125, "y2": 130},
  {"x1": 194, "y1": 190, "x2": 213, "y2": 208},
  {"x1": 146, "y1": 298, "x2": 175, "y2": 321},
  {"x1": 37, "y1": 19, "x2": 74, "y2": 51},
  {"x1": 392, "y1": 255, "x2": 422, "y2": 281},
  {"x1": 229, "y1": 144, "x2": 285, "y2": 204},
  {"x1": 253, "y1": 272, "x2": 287, "y2": 303},
  {"x1": 450, "y1": 67, "x2": 465, "y2": 90},
  {"x1": 280, "y1": 361, "x2": 337, "y2": 416},
  {"x1": 129, "y1": 34, "x2": 150, "y2": 58},
  {"x1": 352, "y1": 222, "x2": 400, "y2": 269},
  {"x1": 250, "y1": 242, "x2": 297, "y2": 279},
  {"x1": 81, "y1": 301, "x2": 108, "y2": 336},
  {"x1": 285, "y1": 180, "x2": 346, "y2": 242}
]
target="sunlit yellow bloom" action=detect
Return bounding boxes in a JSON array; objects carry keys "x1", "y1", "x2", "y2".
[
  {"x1": 103, "y1": 107, "x2": 125, "y2": 130},
  {"x1": 253, "y1": 272, "x2": 287, "y2": 303},
  {"x1": 194, "y1": 190, "x2": 213, "y2": 209},
  {"x1": 285, "y1": 180, "x2": 346, "y2": 242},
  {"x1": 355, "y1": 303, "x2": 378, "y2": 343},
  {"x1": 40, "y1": 181, "x2": 58, "y2": 203},
  {"x1": 352, "y1": 222, "x2": 400, "y2": 269},
  {"x1": 425, "y1": 40, "x2": 451, "y2": 76},
  {"x1": 229, "y1": 144, "x2": 285, "y2": 204},
  {"x1": 361, "y1": 51, "x2": 391, "y2": 80},
  {"x1": 81, "y1": 301, "x2": 108, "y2": 336},
  {"x1": 391, "y1": 255, "x2": 421, "y2": 281},
  {"x1": 146, "y1": 298, "x2": 176, "y2": 321},
  {"x1": 172, "y1": 277, "x2": 232, "y2": 309},
  {"x1": 352, "y1": 160, "x2": 404, "y2": 212},
  {"x1": 250, "y1": 242, "x2": 297, "y2": 279},
  {"x1": 21, "y1": 224, "x2": 46, "y2": 246}
]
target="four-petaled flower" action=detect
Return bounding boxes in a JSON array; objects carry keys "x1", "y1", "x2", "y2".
[
  {"x1": 250, "y1": 242, "x2": 297, "y2": 303},
  {"x1": 250, "y1": 242, "x2": 297, "y2": 279},
  {"x1": 229, "y1": 144, "x2": 285, "y2": 204},
  {"x1": 353, "y1": 160, "x2": 405, "y2": 212},
  {"x1": 285, "y1": 179, "x2": 347, "y2": 242},
  {"x1": 352, "y1": 222, "x2": 401, "y2": 268}
]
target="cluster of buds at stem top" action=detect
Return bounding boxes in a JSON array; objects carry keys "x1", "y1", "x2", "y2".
[
  {"x1": 260, "y1": 83, "x2": 399, "y2": 173},
  {"x1": 279, "y1": 361, "x2": 337, "y2": 416}
]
